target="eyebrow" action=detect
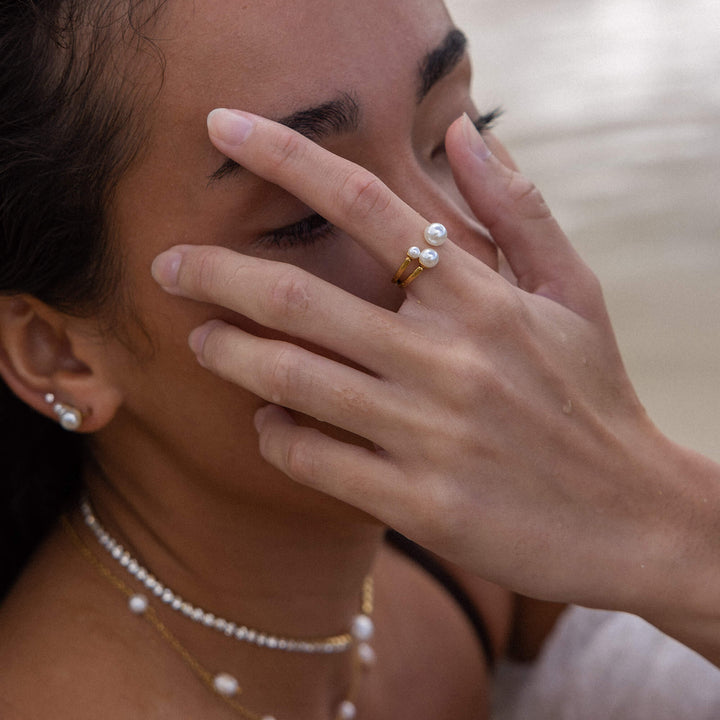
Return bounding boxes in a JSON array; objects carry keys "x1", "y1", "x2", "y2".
[
  {"x1": 209, "y1": 92, "x2": 360, "y2": 182},
  {"x1": 417, "y1": 28, "x2": 468, "y2": 102},
  {"x1": 209, "y1": 28, "x2": 468, "y2": 184}
]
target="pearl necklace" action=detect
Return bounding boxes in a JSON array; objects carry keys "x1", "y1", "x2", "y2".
[
  {"x1": 65, "y1": 509, "x2": 377, "y2": 720},
  {"x1": 80, "y1": 498, "x2": 374, "y2": 655}
]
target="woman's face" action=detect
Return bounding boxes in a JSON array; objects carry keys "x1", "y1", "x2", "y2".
[{"x1": 101, "y1": 0, "x2": 502, "y2": 495}]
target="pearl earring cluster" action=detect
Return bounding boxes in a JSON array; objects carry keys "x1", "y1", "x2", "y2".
[{"x1": 44, "y1": 393, "x2": 83, "y2": 431}]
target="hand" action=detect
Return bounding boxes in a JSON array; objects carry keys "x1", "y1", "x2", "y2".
[{"x1": 152, "y1": 110, "x2": 720, "y2": 658}]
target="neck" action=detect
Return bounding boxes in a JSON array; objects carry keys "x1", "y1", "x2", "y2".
[
  {"x1": 82, "y1": 464, "x2": 383, "y2": 641},
  {"x1": 77, "y1": 434, "x2": 385, "y2": 718}
]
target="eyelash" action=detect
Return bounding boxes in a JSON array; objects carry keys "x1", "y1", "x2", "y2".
[
  {"x1": 257, "y1": 109, "x2": 502, "y2": 249},
  {"x1": 255, "y1": 211, "x2": 337, "y2": 250}
]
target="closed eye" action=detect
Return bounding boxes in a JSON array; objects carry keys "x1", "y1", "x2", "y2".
[
  {"x1": 253, "y1": 212, "x2": 335, "y2": 249},
  {"x1": 433, "y1": 107, "x2": 503, "y2": 158},
  {"x1": 255, "y1": 109, "x2": 503, "y2": 250}
]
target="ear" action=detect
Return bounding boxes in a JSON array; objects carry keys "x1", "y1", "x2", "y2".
[{"x1": 0, "y1": 295, "x2": 123, "y2": 433}]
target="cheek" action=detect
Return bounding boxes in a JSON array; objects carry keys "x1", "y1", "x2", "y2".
[
  {"x1": 322, "y1": 243, "x2": 405, "y2": 312},
  {"x1": 109, "y1": 287, "x2": 265, "y2": 449},
  {"x1": 269, "y1": 233, "x2": 406, "y2": 314}
]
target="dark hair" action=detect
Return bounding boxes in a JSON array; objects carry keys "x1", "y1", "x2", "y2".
[{"x1": 0, "y1": 0, "x2": 162, "y2": 600}]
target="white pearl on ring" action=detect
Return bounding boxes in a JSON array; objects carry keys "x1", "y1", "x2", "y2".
[
  {"x1": 419, "y1": 248, "x2": 439, "y2": 268},
  {"x1": 407, "y1": 245, "x2": 421, "y2": 259},
  {"x1": 424, "y1": 222, "x2": 448, "y2": 246}
]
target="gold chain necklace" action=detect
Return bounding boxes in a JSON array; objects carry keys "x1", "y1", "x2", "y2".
[{"x1": 62, "y1": 515, "x2": 375, "y2": 720}]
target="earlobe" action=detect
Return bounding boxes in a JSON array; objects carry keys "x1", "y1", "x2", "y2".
[{"x1": 0, "y1": 296, "x2": 122, "y2": 433}]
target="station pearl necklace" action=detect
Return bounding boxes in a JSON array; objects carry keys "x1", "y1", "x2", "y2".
[{"x1": 71, "y1": 499, "x2": 376, "y2": 720}]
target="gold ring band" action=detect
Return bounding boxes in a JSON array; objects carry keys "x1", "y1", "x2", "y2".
[{"x1": 392, "y1": 246, "x2": 439, "y2": 287}]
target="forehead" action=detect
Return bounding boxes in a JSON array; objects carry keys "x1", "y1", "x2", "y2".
[
  {"x1": 154, "y1": 0, "x2": 452, "y2": 119},
  {"x1": 112, "y1": 0, "x2": 455, "y2": 249}
]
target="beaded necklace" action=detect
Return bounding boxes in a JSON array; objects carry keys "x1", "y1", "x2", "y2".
[
  {"x1": 63, "y1": 507, "x2": 375, "y2": 720},
  {"x1": 79, "y1": 499, "x2": 373, "y2": 655}
]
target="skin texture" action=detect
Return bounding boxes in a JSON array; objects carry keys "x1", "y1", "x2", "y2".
[
  {"x1": 154, "y1": 109, "x2": 720, "y2": 661},
  {"x1": 0, "y1": 1, "x2": 516, "y2": 718},
  {"x1": 1, "y1": 4, "x2": 718, "y2": 720}
]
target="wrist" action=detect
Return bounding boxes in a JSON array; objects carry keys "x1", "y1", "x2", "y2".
[{"x1": 624, "y1": 432, "x2": 720, "y2": 662}]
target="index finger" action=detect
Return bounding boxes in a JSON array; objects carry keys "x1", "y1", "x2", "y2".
[{"x1": 206, "y1": 108, "x2": 491, "y2": 290}]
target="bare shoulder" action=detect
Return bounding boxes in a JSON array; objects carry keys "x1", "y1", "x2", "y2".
[
  {"x1": 396, "y1": 542, "x2": 567, "y2": 662},
  {"x1": 429, "y1": 553, "x2": 515, "y2": 659},
  {"x1": 0, "y1": 528, "x2": 186, "y2": 720},
  {"x1": 0, "y1": 695, "x2": 34, "y2": 720},
  {"x1": 0, "y1": 528, "x2": 109, "y2": 718},
  {"x1": 379, "y1": 537, "x2": 566, "y2": 662},
  {"x1": 379, "y1": 534, "x2": 514, "y2": 660},
  {"x1": 366, "y1": 538, "x2": 513, "y2": 719}
]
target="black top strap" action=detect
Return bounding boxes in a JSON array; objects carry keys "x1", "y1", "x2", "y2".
[{"x1": 385, "y1": 530, "x2": 496, "y2": 670}]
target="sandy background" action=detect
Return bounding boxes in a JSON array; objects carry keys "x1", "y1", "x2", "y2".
[{"x1": 446, "y1": 0, "x2": 720, "y2": 461}]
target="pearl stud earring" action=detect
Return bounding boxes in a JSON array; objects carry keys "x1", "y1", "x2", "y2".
[{"x1": 45, "y1": 393, "x2": 83, "y2": 431}]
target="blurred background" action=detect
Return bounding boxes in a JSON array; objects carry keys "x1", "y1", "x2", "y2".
[{"x1": 446, "y1": 0, "x2": 720, "y2": 461}]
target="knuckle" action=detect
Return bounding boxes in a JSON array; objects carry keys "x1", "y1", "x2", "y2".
[
  {"x1": 496, "y1": 284, "x2": 529, "y2": 322},
  {"x1": 409, "y1": 478, "x2": 464, "y2": 546},
  {"x1": 503, "y1": 173, "x2": 552, "y2": 221},
  {"x1": 580, "y1": 269, "x2": 607, "y2": 316},
  {"x1": 284, "y1": 435, "x2": 317, "y2": 482},
  {"x1": 257, "y1": 422, "x2": 274, "y2": 458},
  {"x1": 472, "y1": 284, "x2": 528, "y2": 337},
  {"x1": 192, "y1": 248, "x2": 225, "y2": 297},
  {"x1": 266, "y1": 128, "x2": 307, "y2": 174},
  {"x1": 336, "y1": 168, "x2": 392, "y2": 222},
  {"x1": 337, "y1": 385, "x2": 371, "y2": 415},
  {"x1": 266, "y1": 268, "x2": 312, "y2": 324},
  {"x1": 198, "y1": 325, "x2": 225, "y2": 360},
  {"x1": 197, "y1": 324, "x2": 240, "y2": 373},
  {"x1": 264, "y1": 345, "x2": 303, "y2": 405},
  {"x1": 582, "y1": 267, "x2": 604, "y2": 300},
  {"x1": 447, "y1": 350, "x2": 494, "y2": 401}
]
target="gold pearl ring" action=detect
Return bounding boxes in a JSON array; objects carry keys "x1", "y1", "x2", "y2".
[{"x1": 391, "y1": 223, "x2": 447, "y2": 287}]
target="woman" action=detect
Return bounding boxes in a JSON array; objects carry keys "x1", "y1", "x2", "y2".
[
  {"x1": 0, "y1": 1, "x2": 521, "y2": 717},
  {"x1": 2, "y1": 1, "x2": 720, "y2": 718}
]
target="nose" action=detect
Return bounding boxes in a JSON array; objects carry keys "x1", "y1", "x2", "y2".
[{"x1": 375, "y1": 152, "x2": 499, "y2": 272}]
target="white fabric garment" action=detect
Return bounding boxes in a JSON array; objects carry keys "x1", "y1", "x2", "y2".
[{"x1": 492, "y1": 606, "x2": 720, "y2": 720}]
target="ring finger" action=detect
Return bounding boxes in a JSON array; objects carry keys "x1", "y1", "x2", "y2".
[{"x1": 191, "y1": 319, "x2": 413, "y2": 446}]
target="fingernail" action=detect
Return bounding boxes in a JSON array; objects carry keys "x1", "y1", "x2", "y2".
[
  {"x1": 188, "y1": 323, "x2": 213, "y2": 355},
  {"x1": 151, "y1": 250, "x2": 183, "y2": 288},
  {"x1": 462, "y1": 113, "x2": 492, "y2": 160},
  {"x1": 207, "y1": 108, "x2": 255, "y2": 146}
]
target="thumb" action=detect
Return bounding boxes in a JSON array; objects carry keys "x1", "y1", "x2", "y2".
[{"x1": 446, "y1": 114, "x2": 601, "y2": 318}]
